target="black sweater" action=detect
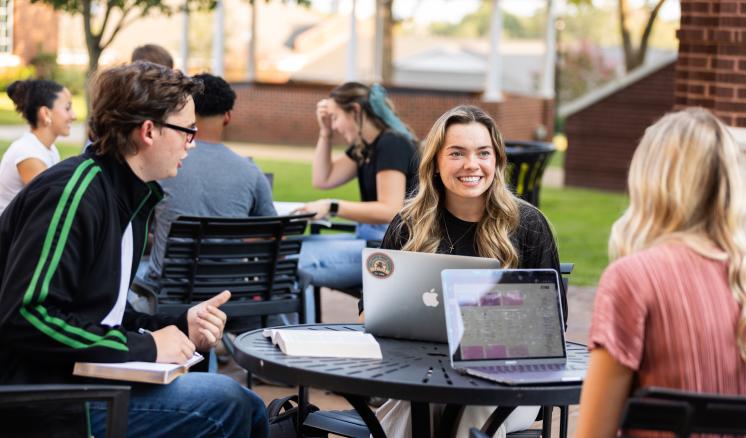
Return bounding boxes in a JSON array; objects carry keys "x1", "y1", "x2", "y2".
[
  {"x1": 378, "y1": 201, "x2": 567, "y2": 322},
  {"x1": 0, "y1": 152, "x2": 188, "y2": 385}
]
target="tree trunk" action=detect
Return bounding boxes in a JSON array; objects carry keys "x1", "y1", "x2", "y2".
[
  {"x1": 618, "y1": 0, "x2": 665, "y2": 72},
  {"x1": 83, "y1": 0, "x2": 102, "y2": 120},
  {"x1": 380, "y1": 0, "x2": 393, "y2": 85}
]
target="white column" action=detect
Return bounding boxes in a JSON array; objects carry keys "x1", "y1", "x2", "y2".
[
  {"x1": 212, "y1": 0, "x2": 225, "y2": 76},
  {"x1": 346, "y1": 0, "x2": 358, "y2": 82},
  {"x1": 483, "y1": 0, "x2": 503, "y2": 102},
  {"x1": 540, "y1": 0, "x2": 557, "y2": 99},
  {"x1": 247, "y1": 0, "x2": 258, "y2": 81},
  {"x1": 180, "y1": 0, "x2": 189, "y2": 72},
  {"x1": 373, "y1": 0, "x2": 384, "y2": 82}
]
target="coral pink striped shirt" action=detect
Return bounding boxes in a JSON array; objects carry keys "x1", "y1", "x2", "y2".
[{"x1": 589, "y1": 242, "x2": 746, "y2": 395}]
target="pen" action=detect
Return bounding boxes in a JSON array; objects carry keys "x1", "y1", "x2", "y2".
[{"x1": 138, "y1": 328, "x2": 152, "y2": 335}]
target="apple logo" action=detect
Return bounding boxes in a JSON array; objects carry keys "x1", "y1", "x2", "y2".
[{"x1": 422, "y1": 288, "x2": 439, "y2": 307}]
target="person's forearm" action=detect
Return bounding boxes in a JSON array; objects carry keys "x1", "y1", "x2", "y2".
[
  {"x1": 338, "y1": 200, "x2": 400, "y2": 224},
  {"x1": 312, "y1": 133, "x2": 334, "y2": 188}
]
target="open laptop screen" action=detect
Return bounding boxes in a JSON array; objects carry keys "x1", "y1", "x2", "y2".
[{"x1": 442, "y1": 269, "x2": 566, "y2": 364}]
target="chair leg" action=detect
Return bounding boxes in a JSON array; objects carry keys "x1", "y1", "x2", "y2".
[{"x1": 314, "y1": 286, "x2": 322, "y2": 323}]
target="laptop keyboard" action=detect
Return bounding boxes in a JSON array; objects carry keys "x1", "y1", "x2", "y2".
[{"x1": 476, "y1": 363, "x2": 564, "y2": 373}]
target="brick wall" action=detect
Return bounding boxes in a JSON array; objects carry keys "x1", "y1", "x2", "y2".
[
  {"x1": 13, "y1": 0, "x2": 58, "y2": 64},
  {"x1": 224, "y1": 81, "x2": 553, "y2": 146},
  {"x1": 676, "y1": 0, "x2": 746, "y2": 126},
  {"x1": 564, "y1": 62, "x2": 676, "y2": 191}
]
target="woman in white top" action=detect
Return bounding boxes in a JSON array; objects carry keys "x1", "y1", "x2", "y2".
[{"x1": 0, "y1": 79, "x2": 75, "y2": 213}]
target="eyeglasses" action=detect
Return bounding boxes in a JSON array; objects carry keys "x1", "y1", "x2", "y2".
[{"x1": 156, "y1": 121, "x2": 197, "y2": 143}]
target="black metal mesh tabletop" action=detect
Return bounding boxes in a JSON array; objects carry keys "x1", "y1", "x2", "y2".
[{"x1": 233, "y1": 324, "x2": 587, "y2": 406}]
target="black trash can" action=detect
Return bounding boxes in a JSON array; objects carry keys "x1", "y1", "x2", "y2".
[{"x1": 504, "y1": 141, "x2": 556, "y2": 208}]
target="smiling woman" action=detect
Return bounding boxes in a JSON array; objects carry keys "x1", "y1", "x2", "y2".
[
  {"x1": 375, "y1": 105, "x2": 565, "y2": 438},
  {"x1": 0, "y1": 79, "x2": 75, "y2": 214}
]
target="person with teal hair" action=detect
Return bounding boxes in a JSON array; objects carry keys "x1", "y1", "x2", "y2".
[{"x1": 295, "y1": 82, "x2": 419, "y2": 292}]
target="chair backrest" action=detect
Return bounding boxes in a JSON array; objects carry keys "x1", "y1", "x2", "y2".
[
  {"x1": 157, "y1": 213, "x2": 313, "y2": 317},
  {"x1": 620, "y1": 387, "x2": 746, "y2": 438},
  {"x1": 0, "y1": 384, "x2": 130, "y2": 438},
  {"x1": 505, "y1": 141, "x2": 556, "y2": 208}
]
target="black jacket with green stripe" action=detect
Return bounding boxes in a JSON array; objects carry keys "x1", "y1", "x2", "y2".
[{"x1": 0, "y1": 152, "x2": 188, "y2": 385}]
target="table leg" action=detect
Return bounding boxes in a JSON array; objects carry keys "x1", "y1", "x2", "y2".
[
  {"x1": 480, "y1": 406, "x2": 515, "y2": 436},
  {"x1": 437, "y1": 404, "x2": 465, "y2": 438},
  {"x1": 411, "y1": 401, "x2": 431, "y2": 438},
  {"x1": 541, "y1": 406, "x2": 553, "y2": 438},
  {"x1": 339, "y1": 393, "x2": 387, "y2": 438},
  {"x1": 559, "y1": 405, "x2": 569, "y2": 438},
  {"x1": 297, "y1": 385, "x2": 309, "y2": 437}
]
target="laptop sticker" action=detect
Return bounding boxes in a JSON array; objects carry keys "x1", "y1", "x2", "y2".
[{"x1": 366, "y1": 252, "x2": 394, "y2": 279}]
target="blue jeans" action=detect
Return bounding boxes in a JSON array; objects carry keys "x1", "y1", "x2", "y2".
[
  {"x1": 89, "y1": 372, "x2": 268, "y2": 438},
  {"x1": 298, "y1": 223, "x2": 388, "y2": 290}
]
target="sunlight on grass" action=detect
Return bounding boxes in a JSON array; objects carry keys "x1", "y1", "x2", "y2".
[{"x1": 0, "y1": 145, "x2": 624, "y2": 286}]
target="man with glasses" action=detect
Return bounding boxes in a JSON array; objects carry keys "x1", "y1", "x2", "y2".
[
  {"x1": 135, "y1": 73, "x2": 276, "y2": 305},
  {"x1": 0, "y1": 62, "x2": 268, "y2": 437}
]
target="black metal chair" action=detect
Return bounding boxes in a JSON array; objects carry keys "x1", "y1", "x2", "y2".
[
  {"x1": 620, "y1": 386, "x2": 746, "y2": 437},
  {"x1": 0, "y1": 384, "x2": 130, "y2": 438},
  {"x1": 505, "y1": 141, "x2": 556, "y2": 208},
  {"x1": 308, "y1": 220, "x2": 380, "y2": 323},
  {"x1": 131, "y1": 213, "x2": 314, "y2": 332}
]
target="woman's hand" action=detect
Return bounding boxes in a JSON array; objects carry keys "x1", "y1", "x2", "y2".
[
  {"x1": 296, "y1": 199, "x2": 332, "y2": 220},
  {"x1": 316, "y1": 99, "x2": 333, "y2": 138}
]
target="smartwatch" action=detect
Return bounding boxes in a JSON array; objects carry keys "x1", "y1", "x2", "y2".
[{"x1": 329, "y1": 200, "x2": 339, "y2": 217}]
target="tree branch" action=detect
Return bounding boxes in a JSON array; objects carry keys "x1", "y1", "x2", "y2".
[
  {"x1": 100, "y1": 6, "x2": 140, "y2": 49},
  {"x1": 618, "y1": 0, "x2": 635, "y2": 71},
  {"x1": 637, "y1": 0, "x2": 666, "y2": 66}
]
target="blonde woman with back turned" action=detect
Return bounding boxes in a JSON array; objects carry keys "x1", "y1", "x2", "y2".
[{"x1": 576, "y1": 108, "x2": 746, "y2": 437}]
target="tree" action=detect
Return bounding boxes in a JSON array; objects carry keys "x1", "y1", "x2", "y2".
[
  {"x1": 32, "y1": 0, "x2": 214, "y2": 78},
  {"x1": 571, "y1": 0, "x2": 667, "y2": 72},
  {"x1": 618, "y1": 0, "x2": 666, "y2": 71}
]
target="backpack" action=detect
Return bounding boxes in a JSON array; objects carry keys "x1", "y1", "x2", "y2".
[{"x1": 267, "y1": 394, "x2": 322, "y2": 438}]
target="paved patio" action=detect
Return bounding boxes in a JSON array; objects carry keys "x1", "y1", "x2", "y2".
[{"x1": 220, "y1": 284, "x2": 595, "y2": 437}]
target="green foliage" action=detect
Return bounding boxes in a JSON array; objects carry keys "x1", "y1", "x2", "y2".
[
  {"x1": 29, "y1": 52, "x2": 57, "y2": 79},
  {"x1": 0, "y1": 66, "x2": 36, "y2": 91},
  {"x1": 430, "y1": 2, "x2": 543, "y2": 39},
  {"x1": 558, "y1": 40, "x2": 617, "y2": 103}
]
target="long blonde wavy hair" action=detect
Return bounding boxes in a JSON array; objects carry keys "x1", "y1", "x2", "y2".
[
  {"x1": 609, "y1": 107, "x2": 746, "y2": 360},
  {"x1": 396, "y1": 105, "x2": 520, "y2": 266}
]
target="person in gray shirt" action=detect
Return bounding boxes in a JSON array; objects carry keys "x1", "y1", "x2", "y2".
[{"x1": 138, "y1": 73, "x2": 276, "y2": 288}]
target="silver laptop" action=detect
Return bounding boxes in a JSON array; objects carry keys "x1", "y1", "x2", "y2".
[
  {"x1": 441, "y1": 269, "x2": 585, "y2": 385},
  {"x1": 362, "y1": 248, "x2": 500, "y2": 343}
]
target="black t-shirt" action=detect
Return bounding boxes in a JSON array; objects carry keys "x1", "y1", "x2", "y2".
[
  {"x1": 345, "y1": 130, "x2": 419, "y2": 201},
  {"x1": 373, "y1": 201, "x2": 567, "y2": 322}
]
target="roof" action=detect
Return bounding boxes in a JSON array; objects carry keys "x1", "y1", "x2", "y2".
[{"x1": 558, "y1": 52, "x2": 678, "y2": 119}]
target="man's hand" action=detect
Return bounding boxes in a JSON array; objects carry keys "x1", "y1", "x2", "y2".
[
  {"x1": 187, "y1": 290, "x2": 231, "y2": 351},
  {"x1": 152, "y1": 325, "x2": 196, "y2": 364}
]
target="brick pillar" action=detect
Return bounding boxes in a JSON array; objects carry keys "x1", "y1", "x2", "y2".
[{"x1": 675, "y1": 1, "x2": 746, "y2": 127}]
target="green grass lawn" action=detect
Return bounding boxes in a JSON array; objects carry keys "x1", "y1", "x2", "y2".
[
  {"x1": 256, "y1": 157, "x2": 627, "y2": 286},
  {"x1": 0, "y1": 143, "x2": 626, "y2": 286},
  {"x1": 0, "y1": 94, "x2": 87, "y2": 125}
]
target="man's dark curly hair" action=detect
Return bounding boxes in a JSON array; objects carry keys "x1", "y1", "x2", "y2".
[
  {"x1": 88, "y1": 61, "x2": 203, "y2": 157},
  {"x1": 192, "y1": 73, "x2": 236, "y2": 117}
]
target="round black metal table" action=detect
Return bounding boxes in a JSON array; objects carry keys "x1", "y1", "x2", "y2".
[{"x1": 233, "y1": 324, "x2": 587, "y2": 438}]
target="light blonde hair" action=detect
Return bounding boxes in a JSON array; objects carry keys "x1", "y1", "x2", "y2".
[
  {"x1": 609, "y1": 107, "x2": 746, "y2": 360},
  {"x1": 396, "y1": 105, "x2": 520, "y2": 266}
]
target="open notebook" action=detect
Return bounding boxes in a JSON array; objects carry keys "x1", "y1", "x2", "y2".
[{"x1": 73, "y1": 352, "x2": 203, "y2": 385}]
